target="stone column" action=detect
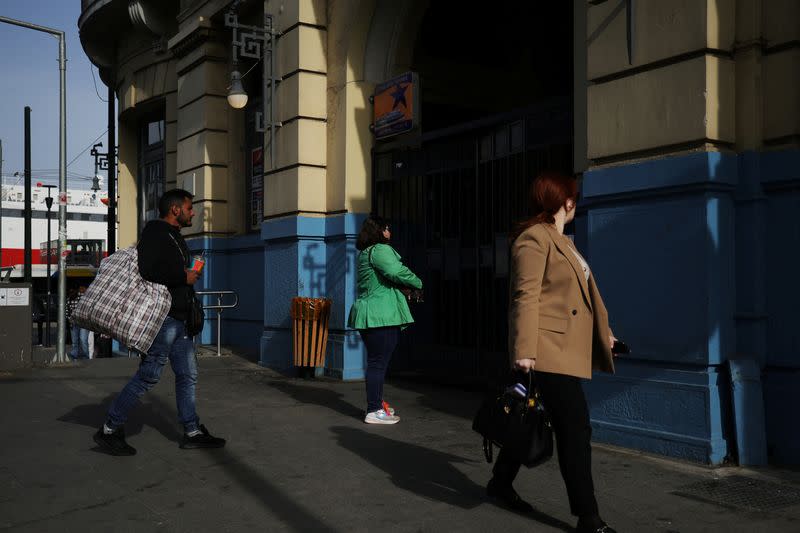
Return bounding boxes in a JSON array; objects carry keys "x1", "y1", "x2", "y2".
[
  {"x1": 170, "y1": 21, "x2": 233, "y2": 238},
  {"x1": 581, "y1": 0, "x2": 737, "y2": 463},
  {"x1": 260, "y1": 0, "x2": 331, "y2": 373},
  {"x1": 169, "y1": 20, "x2": 235, "y2": 346}
]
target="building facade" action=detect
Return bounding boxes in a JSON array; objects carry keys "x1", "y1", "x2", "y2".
[{"x1": 79, "y1": 0, "x2": 800, "y2": 465}]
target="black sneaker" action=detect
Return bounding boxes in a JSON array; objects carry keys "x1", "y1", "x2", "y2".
[
  {"x1": 576, "y1": 515, "x2": 617, "y2": 533},
  {"x1": 179, "y1": 424, "x2": 226, "y2": 449},
  {"x1": 487, "y1": 477, "x2": 534, "y2": 513},
  {"x1": 93, "y1": 426, "x2": 136, "y2": 456}
]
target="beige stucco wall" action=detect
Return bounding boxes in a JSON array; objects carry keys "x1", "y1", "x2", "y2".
[
  {"x1": 100, "y1": 0, "x2": 800, "y2": 247},
  {"x1": 585, "y1": 0, "x2": 799, "y2": 162},
  {"x1": 326, "y1": 0, "x2": 375, "y2": 215},
  {"x1": 165, "y1": 91, "x2": 178, "y2": 184},
  {"x1": 260, "y1": 0, "x2": 329, "y2": 217},
  {"x1": 116, "y1": 116, "x2": 138, "y2": 248},
  {"x1": 587, "y1": 55, "x2": 735, "y2": 160},
  {"x1": 587, "y1": 0, "x2": 735, "y2": 81},
  {"x1": 264, "y1": 166, "x2": 327, "y2": 215},
  {"x1": 170, "y1": 27, "x2": 242, "y2": 236},
  {"x1": 763, "y1": 0, "x2": 800, "y2": 46},
  {"x1": 105, "y1": 0, "x2": 478, "y2": 239},
  {"x1": 113, "y1": 31, "x2": 179, "y2": 247},
  {"x1": 763, "y1": 48, "x2": 800, "y2": 144},
  {"x1": 586, "y1": 0, "x2": 738, "y2": 162}
]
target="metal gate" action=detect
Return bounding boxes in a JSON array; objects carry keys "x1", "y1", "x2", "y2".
[{"x1": 372, "y1": 102, "x2": 572, "y2": 379}]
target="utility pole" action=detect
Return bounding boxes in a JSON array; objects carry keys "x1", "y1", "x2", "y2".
[
  {"x1": 107, "y1": 82, "x2": 116, "y2": 255},
  {"x1": 0, "y1": 16, "x2": 69, "y2": 362},
  {"x1": 43, "y1": 184, "x2": 56, "y2": 346},
  {"x1": 0, "y1": 138, "x2": 3, "y2": 269},
  {"x1": 56, "y1": 24, "x2": 68, "y2": 363},
  {"x1": 24, "y1": 107, "x2": 32, "y2": 283}
]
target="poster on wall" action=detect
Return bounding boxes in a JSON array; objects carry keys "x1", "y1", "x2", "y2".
[
  {"x1": 251, "y1": 147, "x2": 264, "y2": 229},
  {"x1": 372, "y1": 71, "x2": 419, "y2": 140}
]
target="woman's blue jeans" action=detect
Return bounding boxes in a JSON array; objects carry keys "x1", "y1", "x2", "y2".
[
  {"x1": 359, "y1": 326, "x2": 400, "y2": 413},
  {"x1": 107, "y1": 316, "x2": 200, "y2": 433}
]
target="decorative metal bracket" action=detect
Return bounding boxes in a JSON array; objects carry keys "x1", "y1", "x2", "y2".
[
  {"x1": 225, "y1": 1, "x2": 282, "y2": 166},
  {"x1": 91, "y1": 143, "x2": 117, "y2": 172}
]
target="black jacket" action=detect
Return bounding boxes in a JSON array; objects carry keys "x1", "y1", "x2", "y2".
[{"x1": 137, "y1": 219, "x2": 192, "y2": 321}]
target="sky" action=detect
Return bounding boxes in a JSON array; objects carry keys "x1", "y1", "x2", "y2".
[{"x1": 0, "y1": 1, "x2": 110, "y2": 191}]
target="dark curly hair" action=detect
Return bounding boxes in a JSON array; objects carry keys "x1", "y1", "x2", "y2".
[{"x1": 356, "y1": 216, "x2": 390, "y2": 251}]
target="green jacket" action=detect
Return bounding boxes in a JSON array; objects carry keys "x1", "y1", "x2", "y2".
[{"x1": 347, "y1": 244, "x2": 422, "y2": 329}]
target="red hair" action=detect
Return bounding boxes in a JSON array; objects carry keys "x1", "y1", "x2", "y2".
[{"x1": 511, "y1": 171, "x2": 578, "y2": 242}]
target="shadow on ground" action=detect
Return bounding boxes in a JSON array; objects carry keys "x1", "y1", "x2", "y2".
[
  {"x1": 330, "y1": 426, "x2": 572, "y2": 529},
  {"x1": 270, "y1": 381, "x2": 364, "y2": 420},
  {"x1": 57, "y1": 394, "x2": 182, "y2": 447},
  {"x1": 198, "y1": 447, "x2": 339, "y2": 532},
  {"x1": 387, "y1": 378, "x2": 486, "y2": 421},
  {"x1": 331, "y1": 425, "x2": 484, "y2": 509}
]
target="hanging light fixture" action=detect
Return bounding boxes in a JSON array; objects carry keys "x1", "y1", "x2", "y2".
[{"x1": 227, "y1": 70, "x2": 248, "y2": 109}]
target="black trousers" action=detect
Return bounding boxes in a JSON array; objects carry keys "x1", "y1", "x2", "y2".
[
  {"x1": 359, "y1": 326, "x2": 400, "y2": 413},
  {"x1": 492, "y1": 370, "x2": 599, "y2": 518}
]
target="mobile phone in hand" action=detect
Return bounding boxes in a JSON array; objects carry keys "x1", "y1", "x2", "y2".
[{"x1": 612, "y1": 340, "x2": 630, "y2": 355}]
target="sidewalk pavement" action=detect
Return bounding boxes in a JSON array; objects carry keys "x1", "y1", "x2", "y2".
[{"x1": 2, "y1": 350, "x2": 799, "y2": 532}]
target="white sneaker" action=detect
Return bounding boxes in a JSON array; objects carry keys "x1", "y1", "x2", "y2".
[{"x1": 364, "y1": 409, "x2": 400, "y2": 425}]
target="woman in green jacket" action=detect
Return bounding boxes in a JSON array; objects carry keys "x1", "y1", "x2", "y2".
[{"x1": 348, "y1": 216, "x2": 422, "y2": 424}]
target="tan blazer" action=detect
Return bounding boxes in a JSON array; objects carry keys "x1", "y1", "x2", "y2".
[{"x1": 508, "y1": 223, "x2": 615, "y2": 379}]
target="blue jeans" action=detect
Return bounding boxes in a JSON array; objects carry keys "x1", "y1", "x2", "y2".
[
  {"x1": 107, "y1": 317, "x2": 200, "y2": 433},
  {"x1": 359, "y1": 326, "x2": 400, "y2": 413},
  {"x1": 69, "y1": 323, "x2": 90, "y2": 359}
]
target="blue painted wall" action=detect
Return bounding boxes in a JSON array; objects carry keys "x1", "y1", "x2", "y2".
[
  {"x1": 760, "y1": 150, "x2": 800, "y2": 465},
  {"x1": 187, "y1": 234, "x2": 264, "y2": 356},
  {"x1": 581, "y1": 149, "x2": 800, "y2": 465},
  {"x1": 260, "y1": 214, "x2": 367, "y2": 379}
]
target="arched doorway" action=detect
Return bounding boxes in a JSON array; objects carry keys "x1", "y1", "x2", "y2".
[
  {"x1": 367, "y1": 2, "x2": 573, "y2": 379},
  {"x1": 412, "y1": 1, "x2": 573, "y2": 132},
  {"x1": 370, "y1": 1, "x2": 575, "y2": 380}
]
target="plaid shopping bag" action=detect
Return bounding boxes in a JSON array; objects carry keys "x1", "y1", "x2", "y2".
[{"x1": 72, "y1": 246, "x2": 171, "y2": 354}]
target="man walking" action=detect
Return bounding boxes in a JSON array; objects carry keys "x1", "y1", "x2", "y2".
[{"x1": 93, "y1": 189, "x2": 225, "y2": 455}]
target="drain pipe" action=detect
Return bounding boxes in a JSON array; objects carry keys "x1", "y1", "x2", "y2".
[{"x1": 729, "y1": 357, "x2": 768, "y2": 465}]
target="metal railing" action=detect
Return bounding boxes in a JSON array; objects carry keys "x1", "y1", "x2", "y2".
[{"x1": 195, "y1": 290, "x2": 240, "y2": 357}]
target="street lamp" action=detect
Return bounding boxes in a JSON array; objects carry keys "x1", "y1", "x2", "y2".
[
  {"x1": 224, "y1": 0, "x2": 281, "y2": 168},
  {"x1": 227, "y1": 70, "x2": 248, "y2": 109},
  {"x1": 0, "y1": 15, "x2": 69, "y2": 363}
]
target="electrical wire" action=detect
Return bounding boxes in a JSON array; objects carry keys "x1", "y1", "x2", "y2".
[
  {"x1": 66, "y1": 129, "x2": 108, "y2": 168},
  {"x1": 89, "y1": 62, "x2": 108, "y2": 103},
  {"x1": 227, "y1": 59, "x2": 261, "y2": 90},
  {"x1": 240, "y1": 59, "x2": 260, "y2": 81}
]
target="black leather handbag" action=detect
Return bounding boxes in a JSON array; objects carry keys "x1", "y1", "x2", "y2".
[
  {"x1": 472, "y1": 372, "x2": 554, "y2": 468},
  {"x1": 185, "y1": 288, "x2": 205, "y2": 337},
  {"x1": 399, "y1": 287, "x2": 424, "y2": 303}
]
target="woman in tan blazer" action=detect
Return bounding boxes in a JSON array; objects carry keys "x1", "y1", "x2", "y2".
[{"x1": 487, "y1": 171, "x2": 618, "y2": 533}]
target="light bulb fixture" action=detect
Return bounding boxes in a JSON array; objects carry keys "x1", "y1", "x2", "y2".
[
  {"x1": 227, "y1": 70, "x2": 248, "y2": 109},
  {"x1": 226, "y1": 3, "x2": 281, "y2": 168}
]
